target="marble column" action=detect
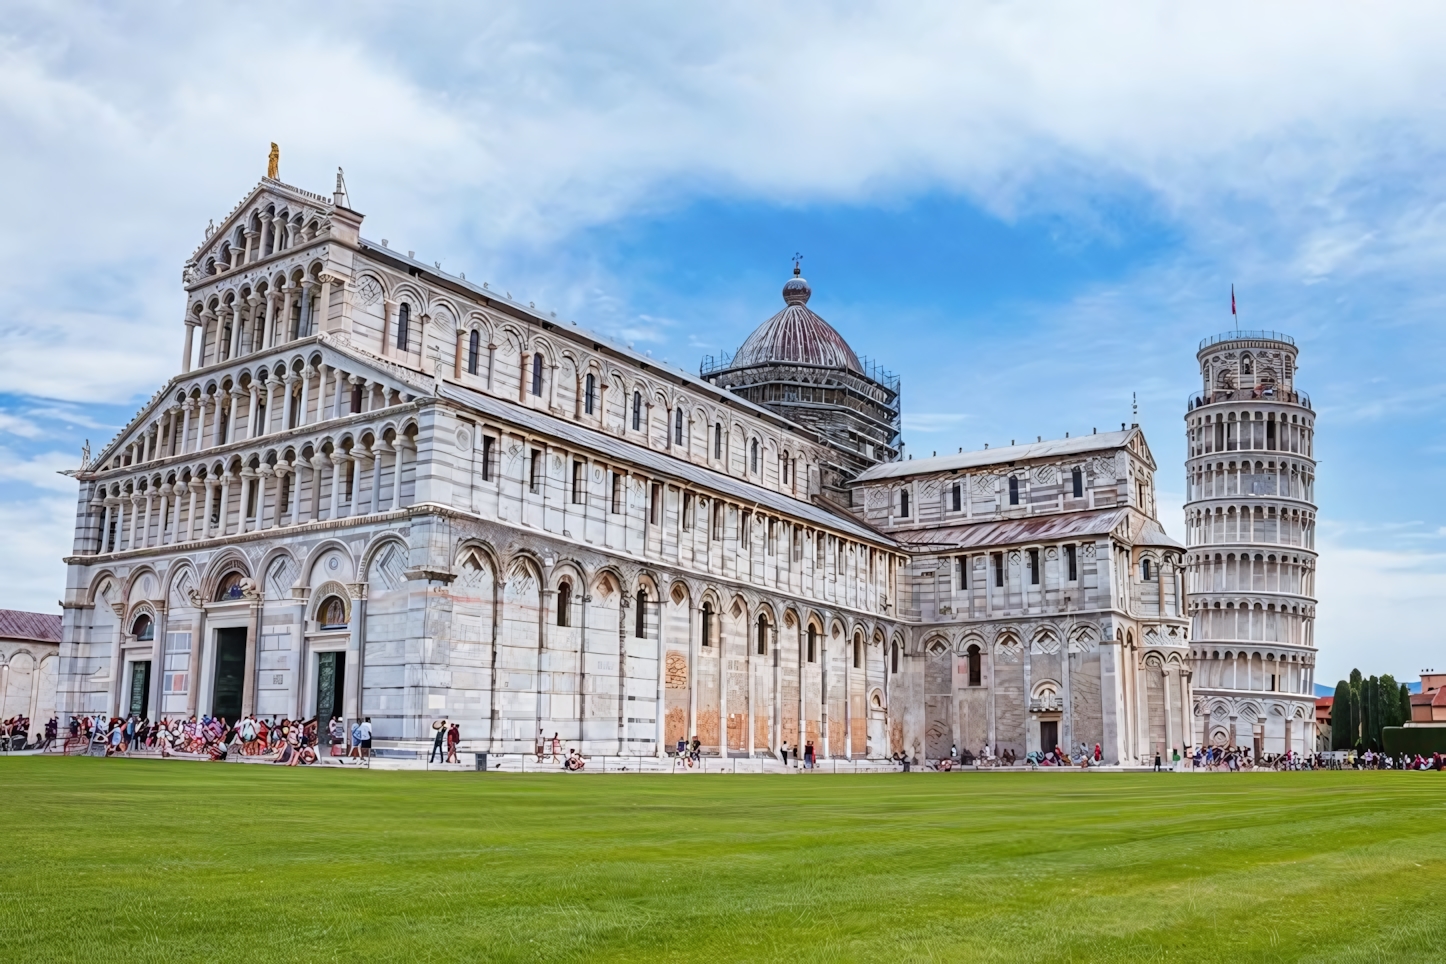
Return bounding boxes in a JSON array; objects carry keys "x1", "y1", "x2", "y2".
[
  {"x1": 329, "y1": 454, "x2": 347, "y2": 519},
  {"x1": 214, "y1": 474, "x2": 232, "y2": 538},
  {"x1": 246, "y1": 384, "x2": 260, "y2": 439},
  {"x1": 298, "y1": 366, "x2": 314, "y2": 426},
  {"x1": 180, "y1": 400, "x2": 194, "y2": 455},
  {"x1": 238, "y1": 468, "x2": 256, "y2": 534},
  {"x1": 182, "y1": 320, "x2": 199, "y2": 373}
]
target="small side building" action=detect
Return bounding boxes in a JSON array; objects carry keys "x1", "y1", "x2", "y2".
[{"x1": 0, "y1": 608, "x2": 62, "y2": 738}]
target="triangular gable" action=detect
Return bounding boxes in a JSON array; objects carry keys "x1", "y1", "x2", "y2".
[
  {"x1": 185, "y1": 178, "x2": 338, "y2": 277},
  {"x1": 85, "y1": 333, "x2": 432, "y2": 474}
]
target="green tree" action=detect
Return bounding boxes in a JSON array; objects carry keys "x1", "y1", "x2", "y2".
[
  {"x1": 1331, "y1": 680, "x2": 1353, "y2": 750},
  {"x1": 1380, "y1": 674, "x2": 1401, "y2": 728},
  {"x1": 1349, "y1": 686, "x2": 1362, "y2": 749},
  {"x1": 1367, "y1": 676, "x2": 1383, "y2": 748},
  {"x1": 1350, "y1": 667, "x2": 1363, "y2": 689},
  {"x1": 1401, "y1": 683, "x2": 1413, "y2": 725}
]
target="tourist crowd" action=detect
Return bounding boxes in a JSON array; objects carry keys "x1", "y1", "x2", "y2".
[{"x1": 42, "y1": 713, "x2": 380, "y2": 766}]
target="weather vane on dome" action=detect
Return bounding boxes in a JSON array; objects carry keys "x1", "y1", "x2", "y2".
[{"x1": 791, "y1": 252, "x2": 803, "y2": 277}]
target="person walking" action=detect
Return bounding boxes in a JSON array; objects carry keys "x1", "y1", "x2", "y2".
[
  {"x1": 550, "y1": 732, "x2": 562, "y2": 764},
  {"x1": 780, "y1": 739, "x2": 791, "y2": 767},
  {"x1": 446, "y1": 722, "x2": 461, "y2": 764},
  {"x1": 535, "y1": 729, "x2": 546, "y2": 763},
  {"x1": 1153, "y1": 751, "x2": 1162, "y2": 772},
  {"x1": 430, "y1": 719, "x2": 447, "y2": 763},
  {"x1": 803, "y1": 740, "x2": 815, "y2": 770},
  {"x1": 358, "y1": 717, "x2": 373, "y2": 761}
]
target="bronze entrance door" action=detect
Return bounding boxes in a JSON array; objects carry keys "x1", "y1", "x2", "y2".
[
  {"x1": 315, "y1": 651, "x2": 346, "y2": 739},
  {"x1": 1040, "y1": 719, "x2": 1059, "y2": 753},
  {"x1": 212, "y1": 629, "x2": 247, "y2": 722},
  {"x1": 128, "y1": 661, "x2": 150, "y2": 718}
]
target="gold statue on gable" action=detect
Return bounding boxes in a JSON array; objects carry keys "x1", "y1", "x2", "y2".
[{"x1": 267, "y1": 143, "x2": 279, "y2": 179}]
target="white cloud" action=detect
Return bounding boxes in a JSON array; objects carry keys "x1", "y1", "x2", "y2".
[
  {"x1": 1315, "y1": 538, "x2": 1446, "y2": 683},
  {"x1": 0, "y1": 449, "x2": 84, "y2": 493},
  {"x1": 5, "y1": 3, "x2": 1446, "y2": 404},
  {"x1": 904, "y1": 413, "x2": 974, "y2": 434},
  {"x1": 0, "y1": 413, "x2": 42, "y2": 438},
  {"x1": 0, "y1": 495, "x2": 74, "y2": 613}
]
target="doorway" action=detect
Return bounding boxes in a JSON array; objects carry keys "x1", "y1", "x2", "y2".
[
  {"x1": 315, "y1": 651, "x2": 346, "y2": 740},
  {"x1": 1040, "y1": 719, "x2": 1059, "y2": 753},
  {"x1": 128, "y1": 661, "x2": 151, "y2": 718},
  {"x1": 212, "y1": 628, "x2": 247, "y2": 722}
]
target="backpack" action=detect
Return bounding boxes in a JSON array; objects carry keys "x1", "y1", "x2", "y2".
[{"x1": 351, "y1": 723, "x2": 363, "y2": 743}]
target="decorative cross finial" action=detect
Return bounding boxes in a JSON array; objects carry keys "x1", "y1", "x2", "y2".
[
  {"x1": 267, "y1": 142, "x2": 280, "y2": 179},
  {"x1": 792, "y1": 252, "x2": 803, "y2": 277}
]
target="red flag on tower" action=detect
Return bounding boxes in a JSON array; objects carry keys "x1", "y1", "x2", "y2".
[{"x1": 1231, "y1": 285, "x2": 1237, "y2": 317}]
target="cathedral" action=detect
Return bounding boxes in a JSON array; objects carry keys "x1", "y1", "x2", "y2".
[{"x1": 57, "y1": 166, "x2": 1217, "y2": 765}]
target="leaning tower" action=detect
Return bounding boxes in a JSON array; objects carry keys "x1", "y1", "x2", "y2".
[{"x1": 1184, "y1": 330, "x2": 1318, "y2": 758}]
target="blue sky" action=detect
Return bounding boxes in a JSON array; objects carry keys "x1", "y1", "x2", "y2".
[{"x1": 3, "y1": 2, "x2": 1446, "y2": 683}]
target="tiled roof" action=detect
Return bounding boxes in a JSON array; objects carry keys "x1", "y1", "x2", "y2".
[
  {"x1": 854, "y1": 430, "x2": 1137, "y2": 482},
  {"x1": 0, "y1": 609, "x2": 61, "y2": 643},
  {"x1": 887, "y1": 508, "x2": 1132, "y2": 551}
]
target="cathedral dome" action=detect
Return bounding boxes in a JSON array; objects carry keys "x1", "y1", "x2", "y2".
[{"x1": 731, "y1": 268, "x2": 862, "y2": 373}]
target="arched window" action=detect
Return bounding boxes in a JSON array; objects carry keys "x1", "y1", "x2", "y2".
[
  {"x1": 216, "y1": 571, "x2": 246, "y2": 601},
  {"x1": 890, "y1": 641, "x2": 899, "y2": 674},
  {"x1": 635, "y1": 588, "x2": 647, "y2": 638},
  {"x1": 557, "y1": 581, "x2": 571, "y2": 627},
  {"x1": 783, "y1": 454, "x2": 791, "y2": 485},
  {"x1": 756, "y1": 614, "x2": 768, "y2": 655},
  {"x1": 319, "y1": 595, "x2": 347, "y2": 629},
  {"x1": 530, "y1": 353, "x2": 544, "y2": 396},
  {"x1": 674, "y1": 407, "x2": 684, "y2": 445},
  {"x1": 1142, "y1": 558, "x2": 1153, "y2": 581},
  {"x1": 467, "y1": 329, "x2": 480, "y2": 375},
  {"x1": 632, "y1": 392, "x2": 642, "y2": 431},
  {"x1": 899, "y1": 489, "x2": 910, "y2": 517},
  {"x1": 967, "y1": 644, "x2": 981, "y2": 686},
  {"x1": 1008, "y1": 476, "x2": 1019, "y2": 505},
  {"x1": 131, "y1": 614, "x2": 154, "y2": 641},
  {"x1": 853, "y1": 636, "x2": 862, "y2": 668},
  {"x1": 1242, "y1": 354, "x2": 1253, "y2": 375},
  {"x1": 701, "y1": 601, "x2": 713, "y2": 647},
  {"x1": 714, "y1": 423, "x2": 722, "y2": 459},
  {"x1": 1071, "y1": 467, "x2": 1083, "y2": 498},
  {"x1": 750, "y1": 439, "x2": 759, "y2": 473},
  {"x1": 807, "y1": 625, "x2": 818, "y2": 663},
  {"x1": 584, "y1": 373, "x2": 596, "y2": 415},
  {"x1": 397, "y1": 303, "x2": 410, "y2": 351}
]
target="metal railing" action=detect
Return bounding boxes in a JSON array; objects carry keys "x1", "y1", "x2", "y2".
[
  {"x1": 1199, "y1": 330, "x2": 1296, "y2": 350},
  {"x1": 699, "y1": 351, "x2": 901, "y2": 393},
  {"x1": 1188, "y1": 388, "x2": 1311, "y2": 411}
]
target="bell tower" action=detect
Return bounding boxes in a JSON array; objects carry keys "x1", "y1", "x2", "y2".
[{"x1": 1184, "y1": 330, "x2": 1318, "y2": 756}]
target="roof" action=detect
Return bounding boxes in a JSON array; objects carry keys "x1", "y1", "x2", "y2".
[
  {"x1": 1435, "y1": 688, "x2": 1446, "y2": 709},
  {"x1": 1135, "y1": 520, "x2": 1186, "y2": 550},
  {"x1": 437, "y1": 382, "x2": 896, "y2": 548},
  {"x1": 1315, "y1": 696, "x2": 1333, "y2": 708},
  {"x1": 887, "y1": 508, "x2": 1131, "y2": 551},
  {"x1": 854, "y1": 430, "x2": 1138, "y2": 482},
  {"x1": 0, "y1": 609, "x2": 61, "y2": 644},
  {"x1": 730, "y1": 272, "x2": 862, "y2": 373}
]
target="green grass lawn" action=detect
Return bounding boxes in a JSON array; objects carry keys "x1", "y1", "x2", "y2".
[{"x1": 2, "y1": 758, "x2": 1444, "y2": 962}]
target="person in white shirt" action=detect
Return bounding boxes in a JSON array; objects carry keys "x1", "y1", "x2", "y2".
[{"x1": 357, "y1": 718, "x2": 373, "y2": 760}]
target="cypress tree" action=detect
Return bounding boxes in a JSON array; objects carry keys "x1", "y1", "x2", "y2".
[
  {"x1": 1401, "y1": 683, "x2": 1413, "y2": 725},
  {"x1": 1380, "y1": 674, "x2": 1401, "y2": 727},
  {"x1": 1331, "y1": 680, "x2": 1353, "y2": 750},
  {"x1": 1367, "y1": 676, "x2": 1382, "y2": 749},
  {"x1": 1350, "y1": 667, "x2": 1363, "y2": 689},
  {"x1": 1349, "y1": 686, "x2": 1362, "y2": 749}
]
